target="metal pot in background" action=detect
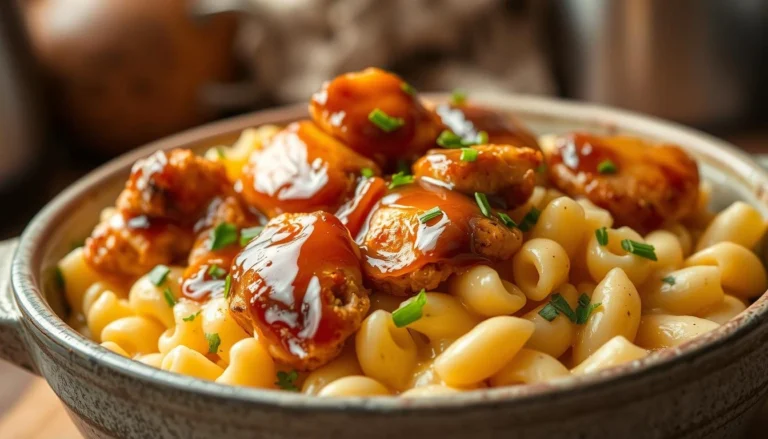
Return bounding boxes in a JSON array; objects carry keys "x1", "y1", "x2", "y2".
[{"x1": 543, "y1": 0, "x2": 765, "y2": 127}]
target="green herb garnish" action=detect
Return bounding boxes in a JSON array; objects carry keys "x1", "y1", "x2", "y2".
[
  {"x1": 497, "y1": 212, "x2": 517, "y2": 228},
  {"x1": 597, "y1": 159, "x2": 618, "y2": 174},
  {"x1": 148, "y1": 264, "x2": 171, "y2": 286},
  {"x1": 460, "y1": 148, "x2": 478, "y2": 162},
  {"x1": 539, "y1": 293, "x2": 600, "y2": 324},
  {"x1": 182, "y1": 311, "x2": 201, "y2": 322},
  {"x1": 162, "y1": 287, "x2": 176, "y2": 307},
  {"x1": 223, "y1": 274, "x2": 232, "y2": 299},
  {"x1": 210, "y1": 222, "x2": 238, "y2": 250},
  {"x1": 205, "y1": 333, "x2": 221, "y2": 354},
  {"x1": 207, "y1": 264, "x2": 226, "y2": 279},
  {"x1": 518, "y1": 207, "x2": 541, "y2": 232},
  {"x1": 436, "y1": 130, "x2": 486, "y2": 148},
  {"x1": 538, "y1": 303, "x2": 559, "y2": 322},
  {"x1": 595, "y1": 227, "x2": 609, "y2": 246},
  {"x1": 275, "y1": 370, "x2": 299, "y2": 391},
  {"x1": 393, "y1": 290, "x2": 428, "y2": 328},
  {"x1": 450, "y1": 88, "x2": 467, "y2": 105},
  {"x1": 536, "y1": 164, "x2": 547, "y2": 174},
  {"x1": 216, "y1": 147, "x2": 226, "y2": 159},
  {"x1": 477, "y1": 131, "x2": 489, "y2": 144},
  {"x1": 662, "y1": 276, "x2": 676, "y2": 286},
  {"x1": 239, "y1": 226, "x2": 264, "y2": 247},
  {"x1": 368, "y1": 108, "x2": 404, "y2": 132},
  {"x1": 474, "y1": 192, "x2": 492, "y2": 217},
  {"x1": 401, "y1": 82, "x2": 416, "y2": 96},
  {"x1": 575, "y1": 294, "x2": 602, "y2": 324},
  {"x1": 388, "y1": 172, "x2": 414, "y2": 189},
  {"x1": 419, "y1": 207, "x2": 444, "y2": 224},
  {"x1": 621, "y1": 239, "x2": 658, "y2": 261},
  {"x1": 361, "y1": 167, "x2": 374, "y2": 178}
]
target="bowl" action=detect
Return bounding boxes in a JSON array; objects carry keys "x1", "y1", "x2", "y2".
[{"x1": 2, "y1": 94, "x2": 768, "y2": 439}]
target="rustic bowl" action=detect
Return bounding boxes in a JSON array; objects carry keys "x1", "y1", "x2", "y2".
[{"x1": 2, "y1": 95, "x2": 768, "y2": 439}]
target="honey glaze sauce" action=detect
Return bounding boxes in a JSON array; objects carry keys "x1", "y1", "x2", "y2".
[{"x1": 229, "y1": 212, "x2": 366, "y2": 365}]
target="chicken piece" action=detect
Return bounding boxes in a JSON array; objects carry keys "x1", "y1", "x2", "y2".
[
  {"x1": 360, "y1": 179, "x2": 523, "y2": 296},
  {"x1": 434, "y1": 103, "x2": 541, "y2": 151},
  {"x1": 413, "y1": 144, "x2": 542, "y2": 209},
  {"x1": 84, "y1": 211, "x2": 193, "y2": 279},
  {"x1": 116, "y1": 149, "x2": 231, "y2": 223},
  {"x1": 541, "y1": 133, "x2": 700, "y2": 233},
  {"x1": 228, "y1": 212, "x2": 370, "y2": 370},
  {"x1": 334, "y1": 176, "x2": 388, "y2": 237},
  {"x1": 182, "y1": 195, "x2": 265, "y2": 301},
  {"x1": 238, "y1": 121, "x2": 380, "y2": 218},
  {"x1": 309, "y1": 68, "x2": 443, "y2": 169}
]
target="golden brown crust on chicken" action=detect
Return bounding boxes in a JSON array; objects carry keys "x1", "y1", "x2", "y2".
[
  {"x1": 228, "y1": 212, "x2": 369, "y2": 370},
  {"x1": 309, "y1": 68, "x2": 442, "y2": 169},
  {"x1": 413, "y1": 144, "x2": 542, "y2": 208},
  {"x1": 84, "y1": 211, "x2": 193, "y2": 279},
  {"x1": 541, "y1": 133, "x2": 700, "y2": 233},
  {"x1": 360, "y1": 180, "x2": 523, "y2": 296},
  {"x1": 116, "y1": 149, "x2": 230, "y2": 223}
]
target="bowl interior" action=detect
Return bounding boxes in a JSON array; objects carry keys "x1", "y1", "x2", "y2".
[{"x1": 19, "y1": 93, "x2": 768, "y2": 408}]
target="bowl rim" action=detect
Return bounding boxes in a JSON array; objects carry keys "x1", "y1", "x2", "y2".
[{"x1": 11, "y1": 93, "x2": 768, "y2": 412}]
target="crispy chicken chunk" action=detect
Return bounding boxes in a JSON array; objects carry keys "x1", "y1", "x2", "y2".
[
  {"x1": 238, "y1": 121, "x2": 380, "y2": 217},
  {"x1": 228, "y1": 212, "x2": 370, "y2": 370},
  {"x1": 84, "y1": 211, "x2": 193, "y2": 279},
  {"x1": 309, "y1": 68, "x2": 443, "y2": 169},
  {"x1": 360, "y1": 179, "x2": 523, "y2": 295},
  {"x1": 541, "y1": 133, "x2": 700, "y2": 233},
  {"x1": 116, "y1": 149, "x2": 230, "y2": 222},
  {"x1": 413, "y1": 144, "x2": 542, "y2": 209}
]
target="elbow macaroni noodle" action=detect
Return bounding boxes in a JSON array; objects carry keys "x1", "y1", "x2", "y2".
[{"x1": 57, "y1": 145, "x2": 767, "y2": 397}]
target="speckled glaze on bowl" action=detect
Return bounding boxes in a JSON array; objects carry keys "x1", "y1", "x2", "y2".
[{"x1": 3, "y1": 95, "x2": 768, "y2": 439}]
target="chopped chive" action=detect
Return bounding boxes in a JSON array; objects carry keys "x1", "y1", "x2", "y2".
[
  {"x1": 182, "y1": 310, "x2": 201, "y2": 322},
  {"x1": 239, "y1": 226, "x2": 264, "y2": 247},
  {"x1": 550, "y1": 293, "x2": 577, "y2": 322},
  {"x1": 401, "y1": 82, "x2": 416, "y2": 96},
  {"x1": 162, "y1": 287, "x2": 176, "y2": 308},
  {"x1": 388, "y1": 172, "x2": 414, "y2": 189},
  {"x1": 518, "y1": 207, "x2": 541, "y2": 232},
  {"x1": 436, "y1": 130, "x2": 483, "y2": 148},
  {"x1": 450, "y1": 88, "x2": 467, "y2": 105},
  {"x1": 538, "y1": 303, "x2": 558, "y2": 322},
  {"x1": 205, "y1": 333, "x2": 221, "y2": 354},
  {"x1": 210, "y1": 222, "x2": 238, "y2": 250},
  {"x1": 476, "y1": 131, "x2": 489, "y2": 144},
  {"x1": 361, "y1": 167, "x2": 374, "y2": 178},
  {"x1": 419, "y1": 207, "x2": 444, "y2": 224},
  {"x1": 275, "y1": 370, "x2": 299, "y2": 391},
  {"x1": 55, "y1": 266, "x2": 65, "y2": 291},
  {"x1": 207, "y1": 264, "x2": 226, "y2": 279},
  {"x1": 223, "y1": 274, "x2": 232, "y2": 299},
  {"x1": 575, "y1": 294, "x2": 601, "y2": 324},
  {"x1": 595, "y1": 227, "x2": 609, "y2": 246},
  {"x1": 662, "y1": 276, "x2": 676, "y2": 286},
  {"x1": 497, "y1": 212, "x2": 517, "y2": 228},
  {"x1": 474, "y1": 192, "x2": 492, "y2": 217},
  {"x1": 368, "y1": 108, "x2": 404, "y2": 132},
  {"x1": 460, "y1": 148, "x2": 478, "y2": 162},
  {"x1": 393, "y1": 290, "x2": 428, "y2": 327},
  {"x1": 215, "y1": 147, "x2": 226, "y2": 159},
  {"x1": 621, "y1": 239, "x2": 658, "y2": 261},
  {"x1": 597, "y1": 159, "x2": 618, "y2": 174},
  {"x1": 148, "y1": 264, "x2": 171, "y2": 286}
]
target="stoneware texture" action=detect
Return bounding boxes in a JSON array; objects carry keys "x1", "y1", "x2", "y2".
[{"x1": 2, "y1": 95, "x2": 768, "y2": 439}]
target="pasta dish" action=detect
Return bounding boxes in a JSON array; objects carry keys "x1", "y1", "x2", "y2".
[{"x1": 56, "y1": 68, "x2": 768, "y2": 397}]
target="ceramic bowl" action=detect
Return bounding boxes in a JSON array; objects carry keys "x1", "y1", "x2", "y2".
[{"x1": 3, "y1": 95, "x2": 768, "y2": 439}]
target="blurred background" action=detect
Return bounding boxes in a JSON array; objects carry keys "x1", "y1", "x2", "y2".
[
  {"x1": 0, "y1": 1, "x2": 767, "y2": 436},
  {"x1": 1, "y1": 0, "x2": 767, "y2": 241}
]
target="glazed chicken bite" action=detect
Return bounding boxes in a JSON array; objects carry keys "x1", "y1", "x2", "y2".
[
  {"x1": 182, "y1": 195, "x2": 264, "y2": 301},
  {"x1": 413, "y1": 144, "x2": 542, "y2": 209},
  {"x1": 309, "y1": 68, "x2": 443, "y2": 169},
  {"x1": 117, "y1": 148, "x2": 231, "y2": 222},
  {"x1": 360, "y1": 179, "x2": 523, "y2": 296},
  {"x1": 84, "y1": 211, "x2": 193, "y2": 278},
  {"x1": 541, "y1": 133, "x2": 700, "y2": 232},
  {"x1": 434, "y1": 102, "x2": 541, "y2": 151},
  {"x1": 237, "y1": 121, "x2": 380, "y2": 217},
  {"x1": 228, "y1": 211, "x2": 370, "y2": 370}
]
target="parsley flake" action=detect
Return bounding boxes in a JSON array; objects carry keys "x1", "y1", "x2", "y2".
[{"x1": 205, "y1": 333, "x2": 221, "y2": 354}]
